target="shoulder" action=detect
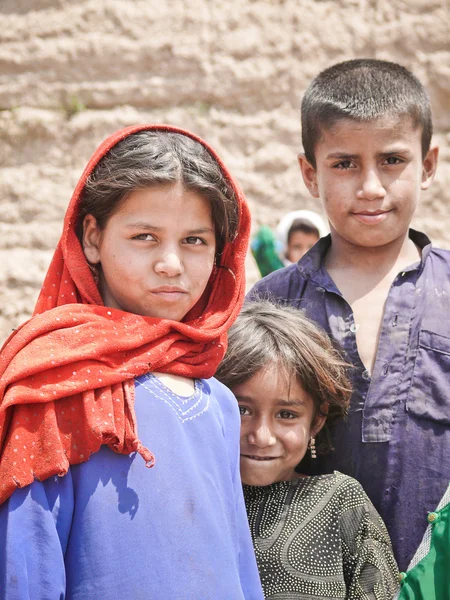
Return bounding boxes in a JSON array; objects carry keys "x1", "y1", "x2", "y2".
[
  {"x1": 332, "y1": 471, "x2": 368, "y2": 497},
  {"x1": 428, "y1": 246, "x2": 450, "y2": 269},
  {"x1": 315, "y1": 472, "x2": 370, "y2": 510},
  {"x1": 204, "y1": 377, "x2": 240, "y2": 420},
  {"x1": 206, "y1": 377, "x2": 237, "y2": 404},
  {"x1": 290, "y1": 473, "x2": 368, "y2": 507},
  {"x1": 329, "y1": 473, "x2": 391, "y2": 534},
  {"x1": 247, "y1": 263, "x2": 305, "y2": 301}
]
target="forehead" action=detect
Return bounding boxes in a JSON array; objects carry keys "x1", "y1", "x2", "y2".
[
  {"x1": 235, "y1": 364, "x2": 312, "y2": 405},
  {"x1": 289, "y1": 230, "x2": 319, "y2": 243},
  {"x1": 114, "y1": 184, "x2": 213, "y2": 219},
  {"x1": 316, "y1": 115, "x2": 422, "y2": 154}
]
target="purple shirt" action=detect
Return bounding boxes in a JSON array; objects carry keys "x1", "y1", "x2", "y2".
[{"x1": 248, "y1": 229, "x2": 450, "y2": 572}]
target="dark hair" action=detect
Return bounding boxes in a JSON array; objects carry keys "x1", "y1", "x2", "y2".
[
  {"x1": 287, "y1": 218, "x2": 320, "y2": 243},
  {"x1": 76, "y1": 130, "x2": 239, "y2": 257},
  {"x1": 301, "y1": 58, "x2": 433, "y2": 168},
  {"x1": 216, "y1": 301, "x2": 351, "y2": 455}
]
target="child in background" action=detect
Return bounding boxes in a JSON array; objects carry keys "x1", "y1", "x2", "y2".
[
  {"x1": 251, "y1": 224, "x2": 285, "y2": 277},
  {"x1": 216, "y1": 301, "x2": 399, "y2": 600},
  {"x1": 251, "y1": 210, "x2": 326, "y2": 278},
  {"x1": 276, "y1": 209, "x2": 328, "y2": 264},
  {"x1": 0, "y1": 125, "x2": 263, "y2": 599},
  {"x1": 249, "y1": 59, "x2": 450, "y2": 572}
]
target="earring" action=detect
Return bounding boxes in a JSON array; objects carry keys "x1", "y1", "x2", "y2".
[{"x1": 309, "y1": 437, "x2": 317, "y2": 459}]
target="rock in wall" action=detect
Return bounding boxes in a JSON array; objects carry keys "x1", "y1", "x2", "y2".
[{"x1": 1, "y1": 0, "x2": 449, "y2": 343}]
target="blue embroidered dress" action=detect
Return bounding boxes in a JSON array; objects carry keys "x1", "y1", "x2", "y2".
[{"x1": 0, "y1": 375, "x2": 263, "y2": 600}]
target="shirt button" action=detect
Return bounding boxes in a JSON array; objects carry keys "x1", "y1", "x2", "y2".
[
  {"x1": 362, "y1": 370, "x2": 370, "y2": 380},
  {"x1": 428, "y1": 512, "x2": 438, "y2": 523},
  {"x1": 315, "y1": 286, "x2": 325, "y2": 293},
  {"x1": 399, "y1": 572, "x2": 406, "y2": 582},
  {"x1": 349, "y1": 323, "x2": 358, "y2": 333}
]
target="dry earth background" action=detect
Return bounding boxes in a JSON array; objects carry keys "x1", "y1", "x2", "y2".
[{"x1": 0, "y1": 0, "x2": 449, "y2": 344}]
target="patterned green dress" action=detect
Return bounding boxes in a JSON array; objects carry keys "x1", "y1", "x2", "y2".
[{"x1": 243, "y1": 471, "x2": 399, "y2": 599}]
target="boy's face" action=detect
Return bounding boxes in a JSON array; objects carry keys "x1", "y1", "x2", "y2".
[{"x1": 299, "y1": 116, "x2": 437, "y2": 249}]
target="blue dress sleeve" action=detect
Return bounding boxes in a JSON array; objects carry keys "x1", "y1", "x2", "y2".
[
  {"x1": 0, "y1": 472, "x2": 74, "y2": 599},
  {"x1": 233, "y1": 454, "x2": 264, "y2": 599},
  {"x1": 212, "y1": 378, "x2": 263, "y2": 599}
]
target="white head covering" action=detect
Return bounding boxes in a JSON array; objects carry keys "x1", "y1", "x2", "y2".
[{"x1": 275, "y1": 210, "x2": 328, "y2": 261}]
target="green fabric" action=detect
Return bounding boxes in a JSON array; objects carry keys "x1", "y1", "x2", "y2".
[
  {"x1": 251, "y1": 225, "x2": 284, "y2": 277},
  {"x1": 398, "y1": 503, "x2": 450, "y2": 600}
]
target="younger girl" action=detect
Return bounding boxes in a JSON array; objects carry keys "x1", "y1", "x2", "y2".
[
  {"x1": 216, "y1": 301, "x2": 399, "y2": 600},
  {"x1": 0, "y1": 125, "x2": 263, "y2": 599}
]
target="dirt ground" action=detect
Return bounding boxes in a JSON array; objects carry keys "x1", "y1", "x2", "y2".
[{"x1": 1, "y1": 0, "x2": 449, "y2": 344}]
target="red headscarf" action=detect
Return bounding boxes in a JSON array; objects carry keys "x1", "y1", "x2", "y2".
[{"x1": 0, "y1": 124, "x2": 250, "y2": 504}]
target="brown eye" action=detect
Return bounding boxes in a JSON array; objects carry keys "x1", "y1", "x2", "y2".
[
  {"x1": 334, "y1": 160, "x2": 353, "y2": 170},
  {"x1": 184, "y1": 237, "x2": 206, "y2": 245},
  {"x1": 133, "y1": 233, "x2": 155, "y2": 241},
  {"x1": 385, "y1": 156, "x2": 402, "y2": 165},
  {"x1": 278, "y1": 410, "x2": 297, "y2": 419}
]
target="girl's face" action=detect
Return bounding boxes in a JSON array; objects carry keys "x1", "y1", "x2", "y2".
[
  {"x1": 232, "y1": 363, "x2": 326, "y2": 486},
  {"x1": 82, "y1": 183, "x2": 216, "y2": 321}
]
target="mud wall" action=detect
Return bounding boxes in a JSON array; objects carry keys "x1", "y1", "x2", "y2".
[{"x1": 1, "y1": 0, "x2": 448, "y2": 343}]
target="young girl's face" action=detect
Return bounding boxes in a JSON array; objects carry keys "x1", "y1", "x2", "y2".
[
  {"x1": 82, "y1": 182, "x2": 216, "y2": 321},
  {"x1": 232, "y1": 363, "x2": 326, "y2": 486}
]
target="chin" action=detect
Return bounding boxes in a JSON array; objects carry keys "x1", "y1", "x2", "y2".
[{"x1": 241, "y1": 470, "x2": 276, "y2": 487}]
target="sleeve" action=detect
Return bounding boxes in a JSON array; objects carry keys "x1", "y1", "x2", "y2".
[
  {"x1": 233, "y1": 463, "x2": 264, "y2": 600},
  {"x1": 0, "y1": 472, "x2": 74, "y2": 600},
  {"x1": 339, "y1": 479, "x2": 400, "y2": 600},
  {"x1": 246, "y1": 263, "x2": 304, "y2": 306},
  {"x1": 213, "y1": 378, "x2": 264, "y2": 600}
]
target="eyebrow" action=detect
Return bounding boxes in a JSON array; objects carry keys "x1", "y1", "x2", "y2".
[
  {"x1": 125, "y1": 222, "x2": 215, "y2": 235},
  {"x1": 236, "y1": 396, "x2": 306, "y2": 407},
  {"x1": 326, "y1": 148, "x2": 413, "y2": 160},
  {"x1": 277, "y1": 399, "x2": 307, "y2": 407},
  {"x1": 325, "y1": 152, "x2": 358, "y2": 160}
]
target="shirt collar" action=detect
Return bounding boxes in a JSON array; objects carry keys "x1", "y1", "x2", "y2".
[{"x1": 296, "y1": 228, "x2": 433, "y2": 280}]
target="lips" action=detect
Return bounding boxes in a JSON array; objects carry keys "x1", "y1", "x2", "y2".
[
  {"x1": 352, "y1": 209, "x2": 391, "y2": 225},
  {"x1": 149, "y1": 286, "x2": 188, "y2": 302},
  {"x1": 241, "y1": 454, "x2": 278, "y2": 461}
]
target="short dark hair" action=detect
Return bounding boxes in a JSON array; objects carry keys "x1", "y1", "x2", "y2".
[
  {"x1": 216, "y1": 301, "x2": 351, "y2": 455},
  {"x1": 287, "y1": 218, "x2": 320, "y2": 243},
  {"x1": 301, "y1": 58, "x2": 433, "y2": 168},
  {"x1": 76, "y1": 131, "x2": 239, "y2": 258}
]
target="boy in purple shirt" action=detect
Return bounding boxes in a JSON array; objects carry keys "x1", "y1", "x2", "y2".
[{"x1": 249, "y1": 59, "x2": 450, "y2": 573}]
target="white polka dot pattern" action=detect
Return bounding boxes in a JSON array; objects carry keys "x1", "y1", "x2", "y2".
[{"x1": 244, "y1": 472, "x2": 399, "y2": 599}]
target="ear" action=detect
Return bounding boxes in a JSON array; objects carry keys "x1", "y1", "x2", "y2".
[
  {"x1": 311, "y1": 402, "x2": 328, "y2": 437},
  {"x1": 82, "y1": 214, "x2": 102, "y2": 265},
  {"x1": 298, "y1": 153, "x2": 319, "y2": 198},
  {"x1": 421, "y1": 146, "x2": 439, "y2": 191}
]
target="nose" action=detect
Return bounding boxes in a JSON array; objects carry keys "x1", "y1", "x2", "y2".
[
  {"x1": 154, "y1": 247, "x2": 183, "y2": 278},
  {"x1": 357, "y1": 168, "x2": 386, "y2": 201},
  {"x1": 247, "y1": 419, "x2": 277, "y2": 449}
]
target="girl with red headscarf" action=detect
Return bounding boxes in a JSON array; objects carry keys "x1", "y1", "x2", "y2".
[{"x1": 0, "y1": 125, "x2": 263, "y2": 599}]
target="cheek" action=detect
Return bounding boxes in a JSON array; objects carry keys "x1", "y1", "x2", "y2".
[
  {"x1": 322, "y1": 189, "x2": 346, "y2": 215},
  {"x1": 105, "y1": 252, "x2": 141, "y2": 281},
  {"x1": 189, "y1": 252, "x2": 215, "y2": 283},
  {"x1": 389, "y1": 178, "x2": 419, "y2": 206},
  {"x1": 283, "y1": 425, "x2": 309, "y2": 452}
]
